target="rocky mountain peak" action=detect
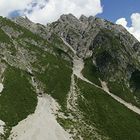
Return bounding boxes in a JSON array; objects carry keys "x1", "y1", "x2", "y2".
[
  {"x1": 58, "y1": 13, "x2": 82, "y2": 29},
  {"x1": 12, "y1": 16, "x2": 33, "y2": 25},
  {"x1": 79, "y1": 15, "x2": 88, "y2": 22},
  {"x1": 48, "y1": 14, "x2": 139, "y2": 59},
  {"x1": 59, "y1": 13, "x2": 78, "y2": 22}
]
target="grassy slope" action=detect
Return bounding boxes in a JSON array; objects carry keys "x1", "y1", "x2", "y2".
[
  {"x1": 84, "y1": 29, "x2": 140, "y2": 109},
  {"x1": 82, "y1": 58, "x2": 101, "y2": 86},
  {"x1": 18, "y1": 35, "x2": 72, "y2": 109},
  {"x1": 0, "y1": 28, "x2": 11, "y2": 43},
  {"x1": 19, "y1": 33, "x2": 73, "y2": 109},
  {"x1": 77, "y1": 78, "x2": 140, "y2": 140},
  {"x1": 0, "y1": 66, "x2": 37, "y2": 126},
  {"x1": 32, "y1": 47, "x2": 72, "y2": 109},
  {"x1": 108, "y1": 81, "x2": 140, "y2": 108}
]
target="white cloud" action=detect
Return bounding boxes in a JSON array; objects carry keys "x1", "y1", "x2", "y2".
[
  {"x1": 0, "y1": 0, "x2": 103, "y2": 24},
  {"x1": 26, "y1": 0, "x2": 103, "y2": 24},
  {"x1": 116, "y1": 18, "x2": 127, "y2": 28},
  {"x1": 0, "y1": 0, "x2": 32, "y2": 16},
  {"x1": 116, "y1": 13, "x2": 140, "y2": 41}
]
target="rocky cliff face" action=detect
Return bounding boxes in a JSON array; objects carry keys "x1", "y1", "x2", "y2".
[
  {"x1": 46, "y1": 14, "x2": 140, "y2": 101},
  {"x1": 47, "y1": 14, "x2": 139, "y2": 57},
  {"x1": 0, "y1": 14, "x2": 140, "y2": 140}
]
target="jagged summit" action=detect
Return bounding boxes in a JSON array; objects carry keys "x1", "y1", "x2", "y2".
[
  {"x1": 46, "y1": 14, "x2": 138, "y2": 59},
  {"x1": 59, "y1": 14, "x2": 78, "y2": 21},
  {"x1": 79, "y1": 14, "x2": 88, "y2": 21},
  {"x1": 0, "y1": 13, "x2": 128, "y2": 33},
  {"x1": 10, "y1": 13, "x2": 126, "y2": 34},
  {"x1": 56, "y1": 14, "x2": 121, "y2": 28}
]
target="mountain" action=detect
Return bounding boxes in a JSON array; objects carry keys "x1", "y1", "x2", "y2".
[{"x1": 0, "y1": 14, "x2": 140, "y2": 140}]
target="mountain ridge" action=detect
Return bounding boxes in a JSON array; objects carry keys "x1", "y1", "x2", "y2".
[{"x1": 0, "y1": 14, "x2": 140, "y2": 140}]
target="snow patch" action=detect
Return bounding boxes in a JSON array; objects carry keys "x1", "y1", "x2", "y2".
[{"x1": 9, "y1": 95, "x2": 73, "y2": 140}]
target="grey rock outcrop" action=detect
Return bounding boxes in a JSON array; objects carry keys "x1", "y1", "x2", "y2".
[{"x1": 47, "y1": 14, "x2": 139, "y2": 60}]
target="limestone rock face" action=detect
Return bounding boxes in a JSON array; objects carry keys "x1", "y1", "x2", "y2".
[
  {"x1": 47, "y1": 14, "x2": 139, "y2": 59},
  {"x1": 13, "y1": 16, "x2": 49, "y2": 39}
]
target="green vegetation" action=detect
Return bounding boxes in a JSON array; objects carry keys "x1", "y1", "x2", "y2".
[
  {"x1": 91, "y1": 29, "x2": 126, "y2": 80},
  {"x1": 34, "y1": 52, "x2": 72, "y2": 109},
  {"x1": 0, "y1": 28, "x2": 11, "y2": 43},
  {"x1": 0, "y1": 27, "x2": 16, "y2": 56},
  {"x1": 50, "y1": 33, "x2": 74, "y2": 58},
  {"x1": 93, "y1": 29, "x2": 123, "y2": 56},
  {"x1": 77, "y1": 78, "x2": 140, "y2": 140},
  {"x1": 108, "y1": 81, "x2": 140, "y2": 108},
  {"x1": 57, "y1": 117, "x2": 75, "y2": 130},
  {"x1": 0, "y1": 17, "x2": 22, "y2": 31},
  {"x1": 17, "y1": 32, "x2": 73, "y2": 109},
  {"x1": 0, "y1": 66, "x2": 37, "y2": 126},
  {"x1": 82, "y1": 58, "x2": 101, "y2": 86},
  {"x1": 19, "y1": 28, "x2": 44, "y2": 43},
  {"x1": 0, "y1": 16, "x2": 45, "y2": 43},
  {"x1": 22, "y1": 39, "x2": 72, "y2": 109}
]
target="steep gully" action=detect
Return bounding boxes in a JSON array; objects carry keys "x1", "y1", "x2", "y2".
[{"x1": 62, "y1": 38, "x2": 140, "y2": 115}]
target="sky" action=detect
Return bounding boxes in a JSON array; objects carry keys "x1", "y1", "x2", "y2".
[
  {"x1": 0, "y1": 0, "x2": 140, "y2": 41},
  {"x1": 99, "y1": 0, "x2": 140, "y2": 26}
]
